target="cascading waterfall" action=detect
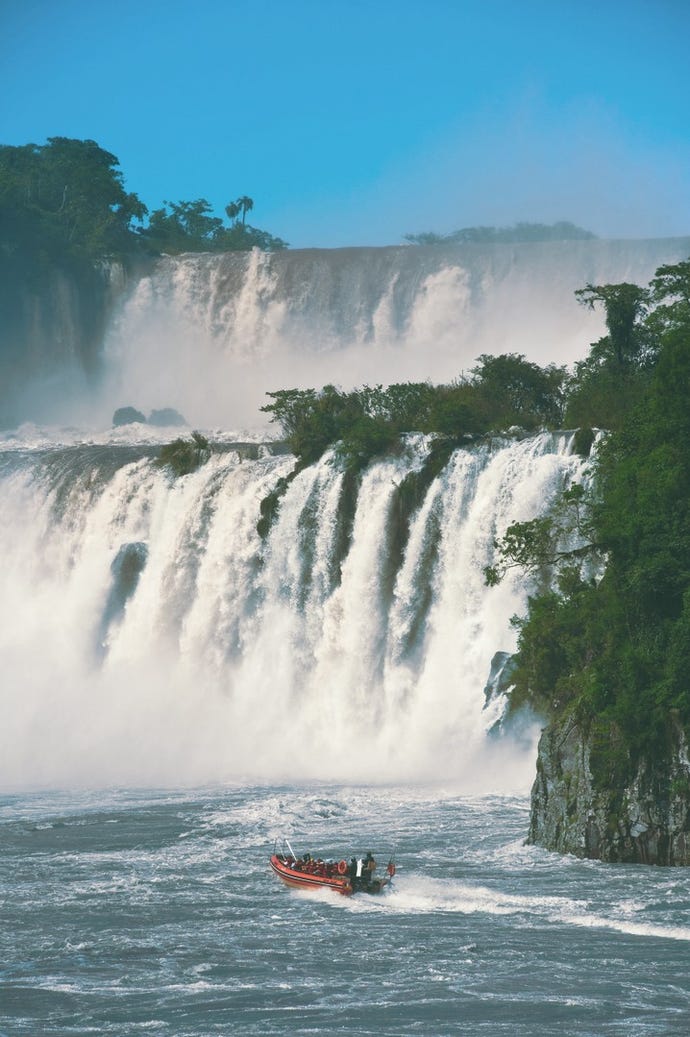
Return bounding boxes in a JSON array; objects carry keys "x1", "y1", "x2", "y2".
[
  {"x1": 98, "y1": 238, "x2": 690, "y2": 428},
  {"x1": 8, "y1": 237, "x2": 673, "y2": 790},
  {"x1": 0, "y1": 431, "x2": 589, "y2": 788}
]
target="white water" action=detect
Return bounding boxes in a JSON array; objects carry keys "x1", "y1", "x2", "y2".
[
  {"x1": 0, "y1": 432, "x2": 588, "y2": 790},
  {"x1": 97, "y1": 239, "x2": 690, "y2": 428}
]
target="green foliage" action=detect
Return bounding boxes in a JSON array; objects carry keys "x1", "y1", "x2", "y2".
[
  {"x1": 262, "y1": 355, "x2": 569, "y2": 473},
  {"x1": 572, "y1": 427, "x2": 596, "y2": 457},
  {"x1": 471, "y1": 353, "x2": 567, "y2": 429},
  {"x1": 494, "y1": 258, "x2": 690, "y2": 765},
  {"x1": 140, "y1": 196, "x2": 287, "y2": 254},
  {"x1": 156, "y1": 432, "x2": 211, "y2": 476},
  {"x1": 565, "y1": 281, "x2": 657, "y2": 430},
  {"x1": 574, "y1": 282, "x2": 652, "y2": 367},
  {"x1": 261, "y1": 383, "x2": 431, "y2": 471},
  {"x1": 485, "y1": 484, "x2": 598, "y2": 587},
  {"x1": 404, "y1": 221, "x2": 596, "y2": 246},
  {"x1": 0, "y1": 137, "x2": 147, "y2": 266},
  {"x1": 0, "y1": 137, "x2": 287, "y2": 270}
]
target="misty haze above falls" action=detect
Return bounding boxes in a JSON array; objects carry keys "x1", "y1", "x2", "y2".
[
  {"x1": 100, "y1": 237, "x2": 690, "y2": 429},
  {"x1": 0, "y1": 431, "x2": 589, "y2": 788}
]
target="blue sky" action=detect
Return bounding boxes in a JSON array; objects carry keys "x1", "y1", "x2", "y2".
[{"x1": 2, "y1": 0, "x2": 689, "y2": 248}]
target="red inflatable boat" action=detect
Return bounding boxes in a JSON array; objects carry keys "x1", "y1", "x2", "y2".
[{"x1": 270, "y1": 843, "x2": 395, "y2": 896}]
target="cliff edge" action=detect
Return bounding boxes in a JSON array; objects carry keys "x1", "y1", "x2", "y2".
[{"x1": 528, "y1": 715, "x2": 690, "y2": 864}]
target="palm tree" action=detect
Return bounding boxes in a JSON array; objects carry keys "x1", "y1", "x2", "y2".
[{"x1": 236, "y1": 195, "x2": 254, "y2": 225}]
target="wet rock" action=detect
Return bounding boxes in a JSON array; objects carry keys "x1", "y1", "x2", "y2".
[
  {"x1": 148, "y1": 407, "x2": 186, "y2": 427},
  {"x1": 97, "y1": 542, "x2": 149, "y2": 657},
  {"x1": 113, "y1": 406, "x2": 146, "y2": 426},
  {"x1": 528, "y1": 715, "x2": 690, "y2": 864}
]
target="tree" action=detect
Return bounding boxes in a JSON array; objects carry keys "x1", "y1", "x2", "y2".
[
  {"x1": 0, "y1": 137, "x2": 147, "y2": 261},
  {"x1": 566, "y1": 281, "x2": 655, "y2": 430},
  {"x1": 140, "y1": 196, "x2": 287, "y2": 254},
  {"x1": 226, "y1": 195, "x2": 254, "y2": 226},
  {"x1": 404, "y1": 221, "x2": 596, "y2": 246},
  {"x1": 574, "y1": 282, "x2": 650, "y2": 368},
  {"x1": 237, "y1": 195, "x2": 254, "y2": 225},
  {"x1": 471, "y1": 353, "x2": 567, "y2": 429}
]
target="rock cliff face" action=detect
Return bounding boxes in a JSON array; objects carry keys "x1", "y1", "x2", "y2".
[
  {"x1": 0, "y1": 258, "x2": 127, "y2": 426},
  {"x1": 528, "y1": 716, "x2": 690, "y2": 864}
]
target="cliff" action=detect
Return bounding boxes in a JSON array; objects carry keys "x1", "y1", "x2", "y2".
[
  {"x1": 0, "y1": 256, "x2": 129, "y2": 427},
  {"x1": 528, "y1": 714, "x2": 690, "y2": 864}
]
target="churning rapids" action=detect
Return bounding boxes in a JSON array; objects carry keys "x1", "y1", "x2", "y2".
[{"x1": 3, "y1": 785, "x2": 690, "y2": 1036}]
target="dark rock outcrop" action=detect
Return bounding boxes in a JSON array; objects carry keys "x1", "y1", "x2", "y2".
[
  {"x1": 528, "y1": 715, "x2": 690, "y2": 864},
  {"x1": 97, "y1": 541, "x2": 149, "y2": 657},
  {"x1": 148, "y1": 407, "x2": 187, "y2": 427},
  {"x1": 113, "y1": 406, "x2": 146, "y2": 426}
]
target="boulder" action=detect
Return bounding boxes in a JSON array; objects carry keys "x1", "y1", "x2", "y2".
[
  {"x1": 113, "y1": 406, "x2": 146, "y2": 426},
  {"x1": 148, "y1": 407, "x2": 187, "y2": 427}
]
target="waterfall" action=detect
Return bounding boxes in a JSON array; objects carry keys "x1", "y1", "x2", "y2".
[
  {"x1": 5, "y1": 237, "x2": 683, "y2": 789},
  {"x1": 0, "y1": 432, "x2": 588, "y2": 789},
  {"x1": 98, "y1": 238, "x2": 690, "y2": 429}
]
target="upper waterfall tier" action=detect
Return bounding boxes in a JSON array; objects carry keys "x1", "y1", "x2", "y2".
[{"x1": 101, "y1": 238, "x2": 690, "y2": 428}]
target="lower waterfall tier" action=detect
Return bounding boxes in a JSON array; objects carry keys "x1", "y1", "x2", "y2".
[{"x1": 0, "y1": 431, "x2": 585, "y2": 788}]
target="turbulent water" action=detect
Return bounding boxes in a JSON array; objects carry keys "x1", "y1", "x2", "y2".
[
  {"x1": 0, "y1": 431, "x2": 587, "y2": 788},
  {"x1": 3, "y1": 784, "x2": 690, "y2": 1037}
]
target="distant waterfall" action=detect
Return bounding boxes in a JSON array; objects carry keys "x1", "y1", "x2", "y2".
[
  {"x1": 99, "y1": 238, "x2": 690, "y2": 429},
  {"x1": 0, "y1": 432, "x2": 588, "y2": 788}
]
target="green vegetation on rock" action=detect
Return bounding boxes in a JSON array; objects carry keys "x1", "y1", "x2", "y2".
[
  {"x1": 490, "y1": 259, "x2": 690, "y2": 785},
  {"x1": 261, "y1": 355, "x2": 568, "y2": 472},
  {"x1": 156, "y1": 432, "x2": 212, "y2": 477}
]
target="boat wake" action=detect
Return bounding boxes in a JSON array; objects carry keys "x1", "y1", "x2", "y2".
[{"x1": 358, "y1": 873, "x2": 690, "y2": 941}]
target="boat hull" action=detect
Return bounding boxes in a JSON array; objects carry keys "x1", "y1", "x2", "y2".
[{"x1": 270, "y1": 854, "x2": 390, "y2": 896}]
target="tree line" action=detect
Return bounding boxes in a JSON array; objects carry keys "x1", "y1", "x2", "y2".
[
  {"x1": 404, "y1": 221, "x2": 596, "y2": 246},
  {"x1": 0, "y1": 136, "x2": 287, "y2": 269}
]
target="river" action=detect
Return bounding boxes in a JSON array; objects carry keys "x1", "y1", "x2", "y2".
[{"x1": 2, "y1": 783, "x2": 689, "y2": 1036}]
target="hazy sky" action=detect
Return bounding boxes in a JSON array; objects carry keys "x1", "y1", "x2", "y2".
[{"x1": 2, "y1": 0, "x2": 689, "y2": 248}]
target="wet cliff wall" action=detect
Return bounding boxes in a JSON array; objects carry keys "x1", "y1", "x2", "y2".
[
  {"x1": 528, "y1": 715, "x2": 690, "y2": 865},
  {"x1": 0, "y1": 256, "x2": 128, "y2": 427}
]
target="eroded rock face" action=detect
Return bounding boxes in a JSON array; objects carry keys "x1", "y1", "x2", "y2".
[
  {"x1": 97, "y1": 542, "x2": 149, "y2": 657},
  {"x1": 528, "y1": 717, "x2": 690, "y2": 864}
]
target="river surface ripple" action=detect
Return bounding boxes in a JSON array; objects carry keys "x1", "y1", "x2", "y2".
[{"x1": 2, "y1": 785, "x2": 689, "y2": 1036}]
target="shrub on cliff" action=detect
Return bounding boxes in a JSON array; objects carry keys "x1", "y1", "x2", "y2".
[
  {"x1": 261, "y1": 357, "x2": 568, "y2": 471},
  {"x1": 156, "y1": 432, "x2": 211, "y2": 477}
]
